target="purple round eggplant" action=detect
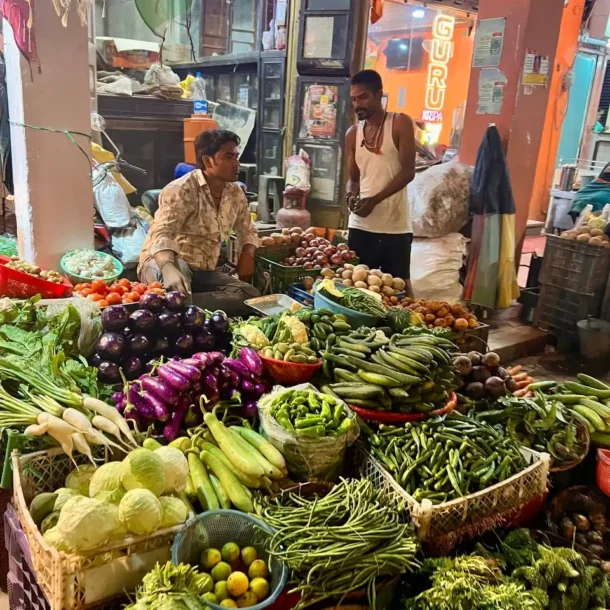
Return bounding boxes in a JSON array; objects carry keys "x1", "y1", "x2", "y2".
[
  {"x1": 101, "y1": 305, "x2": 130, "y2": 333},
  {"x1": 244, "y1": 401, "x2": 258, "y2": 418},
  {"x1": 91, "y1": 353, "x2": 103, "y2": 368},
  {"x1": 97, "y1": 361, "x2": 121, "y2": 384},
  {"x1": 139, "y1": 292, "x2": 166, "y2": 314},
  {"x1": 121, "y1": 356, "x2": 144, "y2": 380},
  {"x1": 158, "y1": 311, "x2": 182, "y2": 336},
  {"x1": 193, "y1": 330, "x2": 215, "y2": 352},
  {"x1": 174, "y1": 333, "x2": 195, "y2": 357},
  {"x1": 129, "y1": 334, "x2": 153, "y2": 355},
  {"x1": 154, "y1": 336, "x2": 171, "y2": 357},
  {"x1": 209, "y1": 311, "x2": 228, "y2": 334},
  {"x1": 129, "y1": 309, "x2": 156, "y2": 334},
  {"x1": 165, "y1": 291, "x2": 187, "y2": 313},
  {"x1": 95, "y1": 332, "x2": 126, "y2": 362},
  {"x1": 182, "y1": 305, "x2": 206, "y2": 333}
]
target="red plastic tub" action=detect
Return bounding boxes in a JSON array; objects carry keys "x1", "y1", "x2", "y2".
[
  {"x1": 349, "y1": 393, "x2": 458, "y2": 424},
  {"x1": 0, "y1": 256, "x2": 72, "y2": 299},
  {"x1": 259, "y1": 354, "x2": 323, "y2": 385},
  {"x1": 597, "y1": 448, "x2": 610, "y2": 496}
]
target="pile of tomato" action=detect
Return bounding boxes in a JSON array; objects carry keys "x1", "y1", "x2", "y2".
[{"x1": 73, "y1": 278, "x2": 165, "y2": 307}]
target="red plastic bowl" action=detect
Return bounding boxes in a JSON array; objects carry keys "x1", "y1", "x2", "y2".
[
  {"x1": 0, "y1": 255, "x2": 73, "y2": 299},
  {"x1": 349, "y1": 392, "x2": 458, "y2": 424},
  {"x1": 259, "y1": 353, "x2": 323, "y2": 385}
]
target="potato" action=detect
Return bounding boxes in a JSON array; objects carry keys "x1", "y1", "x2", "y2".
[
  {"x1": 590, "y1": 228, "x2": 604, "y2": 237},
  {"x1": 281, "y1": 228, "x2": 291, "y2": 235},
  {"x1": 341, "y1": 269, "x2": 353, "y2": 280},
  {"x1": 344, "y1": 263, "x2": 355, "y2": 270},
  {"x1": 352, "y1": 268, "x2": 368, "y2": 283},
  {"x1": 370, "y1": 269, "x2": 383, "y2": 278},
  {"x1": 343, "y1": 278, "x2": 354, "y2": 286},
  {"x1": 367, "y1": 275, "x2": 382, "y2": 287},
  {"x1": 369, "y1": 285, "x2": 381, "y2": 293},
  {"x1": 291, "y1": 227, "x2": 303, "y2": 234},
  {"x1": 261, "y1": 236, "x2": 276, "y2": 247},
  {"x1": 563, "y1": 231, "x2": 577, "y2": 240},
  {"x1": 302, "y1": 276, "x2": 314, "y2": 290},
  {"x1": 454, "y1": 318, "x2": 469, "y2": 330},
  {"x1": 305, "y1": 227, "x2": 318, "y2": 235},
  {"x1": 590, "y1": 236, "x2": 604, "y2": 246},
  {"x1": 468, "y1": 318, "x2": 479, "y2": 329},
  {"x1": 444, "y1": 314, "x2": 456, "y2": 327},
  {"x1": 434, "y1": 318, "x2": 447, "y2": 328},
  {"x1": 392, "y1": 278, "x2": 406, "y2": 291},
  {"x1": 270, "y1": 232, "x2": 284, "y2": 245},
  {"x1": 381, "y1": 273, "x2": 393, "y2": 287},
  {"x1": 577, "y1": 233, "x2": 591, "y2": 242},
  {"x1": 390, "y1": 296, "x2": 399, "y2": 304},
  {"x1": 381, "y1": 286, "x2": 394, "y2": 297},
  {"x1": 425, "y1": 313, "x2": 436, "y2": 323},
  {"x1": 354, "y1": 281, "x2": 368, "y2": 289},
  {"x1": 578, "y1": 226, "x2": 591, "y2": 234},
  {"x1": 355, "y1": 264, "x2": 370, "y2": 271},
  {"x1": 321, "y1": 268, "x2": 335, "y2": 278},
  {"x1": 437, "y1": 307, "x2": 449, "y2": 318},
  {"x1": 291, "y1": 233, "x2": 302, "y2": 243}
]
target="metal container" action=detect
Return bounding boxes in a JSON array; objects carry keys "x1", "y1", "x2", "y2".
[{"x1": 559, "y1": 164, "x2": 578, "y2": 191}]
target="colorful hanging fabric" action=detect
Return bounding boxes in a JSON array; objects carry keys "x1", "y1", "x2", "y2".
[
  {"x1": 0, "y1": 0, "x2": 37, "y2": 62},
  {"x1": 371, "y1": 0, "x2": 383, "y2": 24}
]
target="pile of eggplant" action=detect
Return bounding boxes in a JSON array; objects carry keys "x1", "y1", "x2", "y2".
[
  {"x1": 92, "y1": 291, "x2": 231, "y2": 384},
  {"x1": 112, "y1": 348, "x2": 268, "y2": 440}
]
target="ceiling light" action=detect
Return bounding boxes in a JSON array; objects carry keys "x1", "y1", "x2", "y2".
[{"x1": 413, "y1": 8, "x2": 426, "y2": 18}]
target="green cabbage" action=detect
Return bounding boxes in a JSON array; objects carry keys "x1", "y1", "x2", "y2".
[
  {"x1": 155, "y1": 447, "x2": 189, "y2": 494},
  {"x1": 94, "y1": 487, "x2": 126, "y2": 505},
  {"x1": 119, "y1": 489, "x2": 162, "y2": 535},
  {"x1": 65, "y1": 465, "x2": 98, "y2": 496},
  {"x1": 43, "y1": 527, "x2": 74, "y2": 553},
  {"x1": 120, "y1": 449, "x2": 166, "y2": 497},
  {"x1": 159, "y1": 496, "x2": 188, "y2": 528},
  {"x1": 53, "y1": 488, "x2": 80, "y2": 512},
  {"x1": 56, "y1": 496, "x2": 120, "y2": 551},
  {"x1": 89, "y1": 462, "x2": 122, "y2": 497}
]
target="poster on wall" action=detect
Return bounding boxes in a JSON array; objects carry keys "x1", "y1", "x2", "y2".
[
  {"x1": 472, "y1": 17, "x2": 505, "y2": 68},
  {"x1": 477, "y1": 68, "x2": 506, "y2": 114},
  {"x1": 522, "y1": 51, "x2": 549, "y2": 85},
  {"x1": 299, "y1": 84, "x2": 339, "y2": 139}
]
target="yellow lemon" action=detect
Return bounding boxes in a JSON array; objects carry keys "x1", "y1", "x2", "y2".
[
  {"x1": 222, "y1": 541, "x2": 241, "y2": 563},
  {"x1": 203, "y1": 593, "x2": 217, "y2": 604},
  {"x1": 248, "y1": 559, "x2": 268, "y2": 580},
  {"x1": 214, "y1": 581, "x2": 230, "y2": 602},
  {"x1": 249, "y1": 577, "x2": 269, "y2": 601},
  {"x1": 227, "y1": 571, "x2": 249, "y2": 597},
  {"x1": 211, "y1": 562, "x2": 232, "y2": 582},
  {"x1": 237, "y1": 591, "x2": 258, "y2": 608},
  {"x1": 241, "y1": 546, "x2": 258, "y2": 567},
  {"x1": 201, "y1": 548, "x2": 222, "y2": 570},
  {"x1": 220, "y1": 600, "x2": 238, "y2": 608}
]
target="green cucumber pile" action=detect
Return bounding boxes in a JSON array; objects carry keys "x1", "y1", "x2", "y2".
[
  {"x1": 321, "y1": 329, "x2": 458, "y2": 412},
  {"x1": 367, "y1": 414, "x2": 527, "y2": 504}
]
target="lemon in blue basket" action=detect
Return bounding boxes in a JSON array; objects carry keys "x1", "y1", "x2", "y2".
[
  {"x1": 196, "y1": 573, "x2": 214, "y2": 594},
  {"x1": 248, "y1": 560, "x2": 268, "y2": 580},
  {"x1": 237, "y1": 591, "x2": 258, "y2": 608},
  {"x1": 214, "y1": 581, "x2": 230, "y2": 601},
  {"x1": 203, "y1": 593, "x2": 218, "y2": 604},
  {"x1": 201, "y1": 548, "x2": 222, "y2": 570},
  {"x1": 222, "y1": 541, "x2": 241, "y2": 563},
  {"x1": 241, "y1": 546, "x2": 258, "y2": 567},
  {"x1": 220, "y1": 600, "x2": 237, "y2": 608},
  {"x1": 227, "y1": 572, "x2": 249, "y2": 598},
  {"x1": 212, "y1": 561, "x2": 232, "y2": 582},
  {"x1": 249, "y1": 577, "x2": 269, "y2": 602}
]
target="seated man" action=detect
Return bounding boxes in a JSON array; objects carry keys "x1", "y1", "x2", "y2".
[
  {"x1": 570, "y1": 161, "x2": 610, "y2": 221},
  {"x1": 138, "y1": 129, "x2": 260, "y2": 316}
]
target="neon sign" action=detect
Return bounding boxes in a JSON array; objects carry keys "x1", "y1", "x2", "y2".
[{"x1": 425, "y1": 14, "x2": 455, "y2": 112}]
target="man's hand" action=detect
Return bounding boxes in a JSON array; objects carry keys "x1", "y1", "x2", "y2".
[
  {"x1": 354, "y1": 197, "x2": 378, "y2": 218},
  {"x1": 237, "y1": 252, "x2": 255, "y2": 281},
  {"x1": 161, "y1": 262, "x2": 191, "y2": 295}
]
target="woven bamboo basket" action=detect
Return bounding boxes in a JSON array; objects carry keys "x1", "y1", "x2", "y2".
[
  {"x1": 12, "y1": 447, "x2": 184, "y2": 610},
  {"x1": 355, "y1": 443, "x2": 550, "y2": 552}
]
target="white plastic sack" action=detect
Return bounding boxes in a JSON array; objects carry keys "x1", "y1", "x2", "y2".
[
  {"x1": 92, "y1": 161, "x2": 132, "y2": 229},
  {"x1": 411, "y1": 234, "x2": 469, "y2": 303},
  {"x1": 408, "y1": 160, "x2": 473, "y2": 238},
  {"x1": 111, "y1": 216, "x2": 150, "y2": 268},
  {"x1": 144, "y1": 64, "x2": 180, "y2": 87}
]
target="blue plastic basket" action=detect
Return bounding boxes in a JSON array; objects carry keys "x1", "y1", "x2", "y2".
[
  {"x1": 171, "y1": 510, "x2": 287, "y2": 610},
  {"x1": 313, "y1": 281, "x2": 382, "y2": 328}
]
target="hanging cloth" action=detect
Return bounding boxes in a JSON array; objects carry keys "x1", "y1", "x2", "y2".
[
  {"x1": 0, "y1": 0, "x2": 37, "y2": 62},
  {"x1": 371, "y1": 0, "x2": 383, "y2": 24}
]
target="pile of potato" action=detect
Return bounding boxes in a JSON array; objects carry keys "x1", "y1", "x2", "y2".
[
  {"x1": 562, "y1": 216, "x2": 610, "y2": 247},
  {"x1": 259, "y1": 227, "x2": 308, "y2": 247},
  {"x1": 319, "y1": 264, "x2": 407, "y2": 298},
  {"x1": 395, "y1": 297, "x2": 480, "y2": 331}
]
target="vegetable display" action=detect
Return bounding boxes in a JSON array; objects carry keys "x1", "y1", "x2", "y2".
[
  {"x1": 74, "y1": 278, "x2": 165, "y2": 307},
  {"x1": 5, "y1": 256, "x2": 65, "y2": 284},
  {"x1": 254, "y1": 478, "x2": 419, "y2": 608},
  {"x1": 93, "y1": 299, "x2": 231, "y2": 384},
  {"x1": 394, "y1": 297, "x2": 480, "y2": 331},
  {"x1": 317, "y1": 279, "x2": 387, "y2": 318},
  {"x1": 366, "y1": 414, "x2": 527, "y2": 504},
  {"x1": 322, "y1": 329, "x2": 457, "y2": 413}
]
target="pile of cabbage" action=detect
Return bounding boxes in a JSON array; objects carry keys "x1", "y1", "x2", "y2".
[{"x1": 44, "y1": 446, "x2": 190, "y2": 553}]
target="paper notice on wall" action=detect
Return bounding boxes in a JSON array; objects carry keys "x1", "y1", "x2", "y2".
[
  {"x1": 473, "y1": 18, "x2": 505, "y2": 68},
  {"x1": 523, "y1": 51, "x2": 549, "y2": 85},
  {"x1": 477, "y1": 68, "x2": 506, "y2": 114}
]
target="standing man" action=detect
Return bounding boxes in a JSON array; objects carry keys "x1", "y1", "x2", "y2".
[
  {"x1": 138, "y1": 129, "x2": 260, "y2": 316},
  {"x1": 346, "y1": 69, "x2": 416, "y2": 296}
]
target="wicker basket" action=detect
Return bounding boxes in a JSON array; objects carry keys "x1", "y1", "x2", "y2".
[
  {"x1": 12, "y1": 448, "x2": 184, "y2": 610},
  {"x1": 355, "y1": 444, "x2": 550, "y2": 551}
]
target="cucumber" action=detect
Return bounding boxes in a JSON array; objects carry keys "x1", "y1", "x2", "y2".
[
  {"x1": 334, "y1": 367, "x2": 359, "y2": 383},
  {"x1": 555, "y1": 394, "x2": 590, "y2": 404},
  {"x1": 329, "y1": 383, "x2": 385, "y2": 400},
  {"x1": 209, "y1": 473, "x2": 231, "y2": 509},
  {"x1": 577, "y1": 374, "x2": 610, "y2": 391},
  {"x1": 344, "y1": 355, "x2": 420, "y2": 385},
  {"x1": 200, "y1": 450, "x2": 253, "y2": 513},
  {"x1": 580, "y1": 398, "x2": 610, "y2": 420},
  {"x1": 226, "y1": 428, "x2": 284, "y2": 480},
  {"x1": 232, "y1": 426, "x2": 286, "y2": 472},
  {"x1": 571, "y1": 410, "x2": 595, "y2": 434},
  {"x1": 198, "y1": 443, "x2": 261, "y2": 489},
  {"x1": 571, "y1": 404, "x2": 606, "y2": 432},
  {"x1": 564, "y1": 382, "x2": 610, "y2": 399},
  {"x1": 527, "y1": 381, "x2": 557, "y2": 392},
  {"x1": 358, "y1": 370, "x2": 402, "y2": 388},
  {"x1": 188, "y1": 453, "x2": 220, "y2": 510},
  {"x1": 348, "y1": 398, "x2": 384, "y2": 409}
]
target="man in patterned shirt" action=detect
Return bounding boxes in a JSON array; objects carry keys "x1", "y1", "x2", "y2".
[{"x1": 138, "y1": 130, "x2": 260, "y2": 315}]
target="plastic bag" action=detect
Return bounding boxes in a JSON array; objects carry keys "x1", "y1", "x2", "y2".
[
  {"x1": 111, "y1": 216, "x2": 150, "y2": 268},
  {"x1": 411, "y1": 234, "x2": 469, "y2": 302},
  {"x1": 574, "y1": 204, "x2": 593, "y2": 230},
  {"x1": 92, "y1": 161, "x2": 132, "y2": 229},
  {"x1": 258, "y1": 383, "x2": 359, "y2": 482},
  {"x1": 45, "y1": 298, "x2": 102, "y2": 357},
  {"x1": 284, "y1": 150, "x2": 311, "y2": 195},
  {"x1": 144, "y1": 64, "x2": 180, "y2": 87}
]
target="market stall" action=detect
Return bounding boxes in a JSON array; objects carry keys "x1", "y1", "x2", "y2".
[{"x1": 1, "y1": 241, "x2": 610, "y2": 610}]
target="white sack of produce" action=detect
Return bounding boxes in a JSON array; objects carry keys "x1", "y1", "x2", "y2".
[
  {"x1": 408, "y1": 160, "x2": 472, "y2": 238},
  {"x1": 111, "y1": 216, "x2": 150, "y2": 268},
  {"x1": 411, "y1": 233, "x2": 468, "y2": 302},
  {"x1": 92, "y1": 161, "x2": 132, "y2": 229}
]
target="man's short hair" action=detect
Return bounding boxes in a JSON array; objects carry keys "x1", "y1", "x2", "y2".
[
  {"x1": 351, "y1": 70, "x2": 383, "y2": 94},
  {"x1": 195, "y1": 129, "x2": 240, "y2": 170}
]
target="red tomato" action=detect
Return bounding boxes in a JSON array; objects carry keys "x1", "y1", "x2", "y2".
[
  {"x1": 90, "y1": 293, "x2": 104, "y2": 302},
  {"x1": 132, "y1": 284, "x2": 147, "y2": 295},
  {"x1": 118, "y1": 278, "x2": 131, "y2": 289},
  {"x1": 73, "y1": 283, "x2": 86, "y2": 291},
  {"x1": 149, "y1": 287, "x2": 166, "y2": 296},
  {"x1": 148, "y1": 281, "x2": 163, "y2": 289},
  {"x1": 105, "y1": 292, "x2": 122, "y2": 305},
  {"x1": 91, "y1": 280, "x2": 107, "y2": 294},
  {"x1": 122, "y1": 296, "x2": 133, "y2": 304},
  {"x1": 97, "y1": 300, "x2": 109, "y2": 307},
  {"x1": 80, "y1": 288, "x2": 93, "y2": 297},
  {"x1": 125, "y1": 291, "x2": 140, "y2": 302}
]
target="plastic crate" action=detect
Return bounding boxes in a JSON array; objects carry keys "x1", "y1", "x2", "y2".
[
  {"x1": 355, "y1": 443, "x2": 549, "y2": 552},
  {"x1": 534, "y1": 282, "x2": 603, "y2": 335},
  {"x1": 0, "y1": 256, "x2": 72, "y2": 299},
  {"x1": 450, "y1": 323, "x2": 490, "y2": 353},
  {"x1": 12, "y1": 448, "x2": 183, "y2": 610},
  {"x1": 287, "y1": 283, "x2": 314, "y2": 306},
  {"x1": 539, "y1": 235, "x2": 610, "y2": 296}
]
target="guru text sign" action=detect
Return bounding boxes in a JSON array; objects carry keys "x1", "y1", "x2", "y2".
[{"x1": 425, "y1": 14, "x2": 455, "y2": 113}]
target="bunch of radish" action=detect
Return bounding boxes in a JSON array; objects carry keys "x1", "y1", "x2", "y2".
[{"x1": 112, "y1": 348, "x2": 268, "y2": 441}]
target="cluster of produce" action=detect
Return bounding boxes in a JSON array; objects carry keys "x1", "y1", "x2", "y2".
[
  {"x1": 5, "y1": 255, "x2": 65, "y2": 284},
  {"x1": 393, "y1": 297, "x2": 480, "y2": 330},
  {"x1": 113, "y1": 349, "x2": 267, "y2": 439},
  {"x1": 317, "y1": 279, "x2": 387, "y2": 318},
  {"x1": 198, "y1": 542, "x2": 271, "y2": 608},
  {"x1": 474, "y1": 393, "x2": 588, "y2": 469},
  {"x1": 319, "y1": 264, "x2": 407, "y2": 298},
  {"x1": 366, "y1": 414, "x2": 527, "y2": 504},
  {"x1": 254, "y1": 478, "x2": 419, "y2": 607},
  {"x1": 562, "y1": 215, "x2": 610, "y2": 247},
  {"x1": 93, "y1": 296, "x2": 231, "y2": 384},
  {"x1": 31, "y1": 445, "x2": 191, "y2": 553},
  {"x1": 74, "y1": 278, "x2": 165, "y2": 306},
  {"x1": 454, "y1": 350, "x2": 519, "y2": 400},
  {"x1": 62, "y1": 249, "x2": 119, "y2": 279},
  {"x1": 322, "y1": 329, "x2": 457, "y2": 413},
  {"x1": 266, "y1": 388, "x2": 354, "y2": 438}
]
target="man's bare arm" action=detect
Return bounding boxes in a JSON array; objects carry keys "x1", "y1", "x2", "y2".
[{"x1": 345, "y1": 125, "x2": 360, "y2": 198}]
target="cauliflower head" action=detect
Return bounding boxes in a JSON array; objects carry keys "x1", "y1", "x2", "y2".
[{"x1": 240, "y1": 324, "x2": 269, "y2": 348}]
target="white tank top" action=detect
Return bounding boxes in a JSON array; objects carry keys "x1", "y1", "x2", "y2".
[{"x1": 348, "y1": 113, "x2": 412, "y2": 234}]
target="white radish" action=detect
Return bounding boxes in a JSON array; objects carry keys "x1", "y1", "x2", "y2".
[
  {"x1": 92, "y1": 416, "x2": 132, "y2": 450},
  {"x1": 84, "y1": 429, "x2": 125, "y2": 453},
  {"x1": 71, "y1": 433, "x2": 96, "y2": 466},
  {"x1": 38, "y1": 413, "x2": 78, "y2": 468},
  {"x1": 83, "y1": 396, "x2": 137, "y2": 446},
  {"x1": 24, "y1": 422, "x2": 48, "y2": 436},
  {"x1": 62, "y1": 408, "x2": 94, "y2": 433}
]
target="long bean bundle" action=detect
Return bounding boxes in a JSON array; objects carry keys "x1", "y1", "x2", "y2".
[{"x1": 254, "y1": 478, "x2": 419, "y2": 608}]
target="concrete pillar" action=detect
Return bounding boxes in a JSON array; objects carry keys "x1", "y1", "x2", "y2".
[
  {"x1": 4, "y1": 1, "x2": 93, "y2": 270},
  {"x1": 460, "y1": 0, "x2": 584, "y2": 248}
]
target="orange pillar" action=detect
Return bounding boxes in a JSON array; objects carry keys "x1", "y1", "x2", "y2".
[{"x1": 460, "y1": 0, "x2": 585, "y2": 248}]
